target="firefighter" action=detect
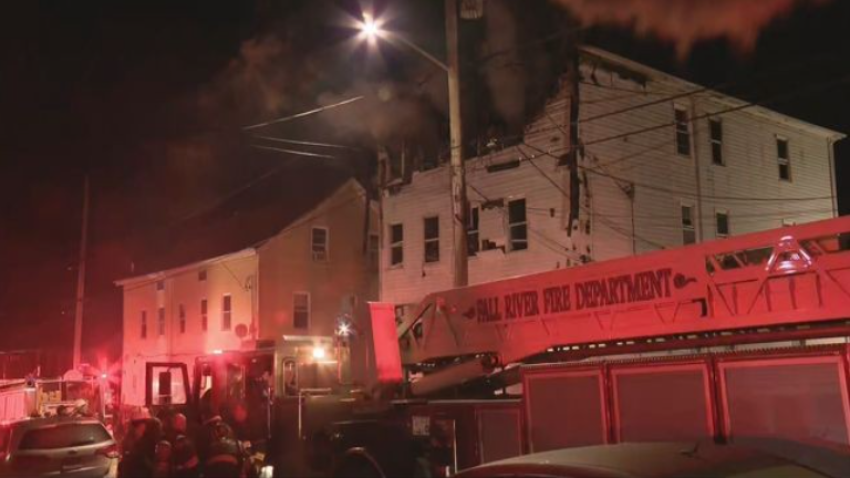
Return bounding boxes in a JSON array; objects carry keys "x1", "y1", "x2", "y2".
[
  {"x1": 152, "y1": 440, "x2": 172, "y2": 478},
  {"x1": 120, "y1": 409, "x2": 162, "y2": 478},
  {"x1": 172, "y1": 433, "x2": 201, "y2": 478},
  {"x1": 204, "y1": 420, "x2": 244, "y2": 478}
]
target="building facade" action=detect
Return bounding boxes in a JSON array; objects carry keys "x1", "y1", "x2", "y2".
[
  {"x1": 381, "y1": 47, "x2": 845, "y2": 311},
  {"x1": 118, "y1": 180, "x2": 378, "y2": 406}
]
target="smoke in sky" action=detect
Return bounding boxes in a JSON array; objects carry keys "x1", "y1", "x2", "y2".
[{"x1": 551, "y1": 0, "x2": 830, "y2": 55}]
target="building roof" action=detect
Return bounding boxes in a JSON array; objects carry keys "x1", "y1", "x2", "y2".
[
  {"x1": 116, "y1": 176, "x2": 367, "y2": 287},
  {"x1": 580, "y1": 46, "x2": 846, "y2": 141}
]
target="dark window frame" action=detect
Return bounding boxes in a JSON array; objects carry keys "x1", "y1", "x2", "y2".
[
  {"x1": 389, "y1": 223, "x2": 404, "y2": 267},
  {"x1": 293, "y1": 292, "x2": 310, "y2": 329},
  {"x1": 424, "y1": 216, "x2": 440, "y2": 263},
  {"x1": 674, "y1": 105, "x2": 691, "y2": 157},
  {"x1": 777, "y1": 137, "x2": 791, "y2": 181},
  {"x1": 222, "y1": 294, "x2": 232, "y2": 331},
  {"x1": 200, "y1": 299, "x2": 208, "y2": 332},
  {"x1": 157, "y1": 307, "x2": 166, "y2": 336},
  {"x1": 682, "y1": 204, "x2": 697, "y2": 245},
  {"x1": 507, "y1": 199, "x2": 528, "y2": 252},
  {"x1": 311, "y1": 227, "x2": 329, "y2": 262},
  {"x1": 709, "y1": 118, "x2": 724, "y2": 166},
  {"x1": 468, "y1": 207, "x2": 480, "y2": 256}
]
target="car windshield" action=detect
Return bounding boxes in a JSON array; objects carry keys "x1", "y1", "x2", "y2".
[{"x1": 19, "y1": 423, "x2": 111, "y2": 450}]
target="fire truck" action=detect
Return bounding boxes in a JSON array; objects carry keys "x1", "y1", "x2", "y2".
[{"x1": 146, "y1": 217, "x2": 850, "y2": 477}]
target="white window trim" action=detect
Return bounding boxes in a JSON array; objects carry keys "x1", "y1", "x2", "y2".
[
  {"x1": 468, "y1": 206, "x2": 480, "y2": 256},
  {"x1": 715, "y1": 208, "x2": 730, "y2": 238},
  {"x1": 681, "y1": 202, "x2": 697, "y2": 245},
  {"x1": 776, "y1": 135, "x2": 792, "y2": 182},
  {"x1": 389, "y1": 223, "x2": 404, "y2": 268},
  {"x1": 709, "y1": 118, "x2": 724, "y2": 166},
  {"x1": 200, "y1": 298, "x2": 208, "y2": 332},
  {"x1": 178, "y1": 304, "x2": 186, "y2": 334},
  {"x1": 222, "y1": 293, "x2": 232, "y2": 331},
  {"x1": 157, "y1": 307, "x2": 166, "y2": 336},
  {"x1": 506, "y1": 198, "x2": 529, "y2": 253},
  {"x1": 293, "y1": 291, "x2": 311, "y2": 330},
  {"x1": 311, "y1": 226, "x2": 330, "y2": 263},
  {"x1": 673, "y1": 104, "x2": 692, "y2": 157},
  {"x1": 423, "y1": 216, "x2": 441, "y2": 264}
]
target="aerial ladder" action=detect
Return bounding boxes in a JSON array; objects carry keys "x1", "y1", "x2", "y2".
[{"x1": 147, "y1": 217, "x2": 850, "y2": 477}]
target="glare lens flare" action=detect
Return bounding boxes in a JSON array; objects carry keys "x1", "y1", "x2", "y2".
[{"x1": 358, "y1": 15, "x2": 384, "y2": 42}]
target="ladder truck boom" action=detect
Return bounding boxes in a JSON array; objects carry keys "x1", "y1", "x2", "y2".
[{"x1": 399, "y1": 216, "x2": 850, "y2": 373}]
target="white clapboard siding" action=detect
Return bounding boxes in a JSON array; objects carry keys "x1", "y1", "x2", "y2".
[{"x1": 381, "y1": 47, "x2": 842, "y2": 307}]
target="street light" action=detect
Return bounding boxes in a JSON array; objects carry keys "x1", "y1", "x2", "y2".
[
  {"x1": 355, "y1": 2, "x2": 469, "y2": 288},
  {"x1": 358, "y1": 15, "x2": 383, "y2": 41}
]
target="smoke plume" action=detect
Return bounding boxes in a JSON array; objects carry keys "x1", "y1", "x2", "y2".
[{"x1": 551, "y1": 0, "x2": 829, "y2": 55}]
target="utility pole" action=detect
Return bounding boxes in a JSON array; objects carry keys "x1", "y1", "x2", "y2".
[
  {"x1": 446, "y1": 0, "x2": 468, "y2": 288},
  {"x1": 72, "y1": 175, "x2": 90, "y2": 371}
]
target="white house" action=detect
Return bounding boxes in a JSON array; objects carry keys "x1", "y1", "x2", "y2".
[
  {"x1": 380, "y1": 46, "x2": 845, "y2": 313},
  {"x1": 116, "y1": 179, "x2": 379, "y2": 406}
]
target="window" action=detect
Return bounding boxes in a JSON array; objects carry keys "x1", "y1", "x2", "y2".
[
  {"x1": 293, "y1": 293, "x2": 310, "y2": 329},
  {"x1": 311, "y1": 227, "x2": 329, "y2": 262},
  {"x1": 222, "y1": 295, "x2": 232, "y2": 331},
  {"x1": 674, "y1": 106, "x2": 691, "y2": 156},
  {"x1": 468, "y1": 207, "x2": 480, "y2": 256},
  {"x1": 777, "y1": 137, "x2": 791, "y2": 181},
  {"x1": 390, "y1": 224, "x2": 404, "y2": 266},
  {"x1": 709, "y1": 119, "x2": 724, "y2": 165},
  {"x1": 178, "y1": 304, "x2": 186, "y2": 334},
  {"x1": 156, "y1": 280, "x2": 165, "y2": 291},
  {"x1": 157, "y1": 307, "x2": 165, "y2": 336},
  {"x1": 681, "y1": 204, "x2": 696, "y2": 245},
  {"x1": 716, "y1": 210, "x2": 730, "y2": 238},
  {"x1": 368, "y1": 234, "x2": 379, "y2": 270},
  {"x1": 200, "y1": 299, "x2": 208, "y2": 332},
  {"x1": 508, "y1": 199, "x2": 528, "y2": 252},
  {"x1": 141, "y1": 311, "x2": 147, "y2": 339},
  {"x1": 19, "y1": 423, "x2": 111, "y2": 450},
  {"x1": 424, "y1": 216, "x2": 440, "y2": 263},
  {"x1": 198, "y1": 270, "x2": 207, "y2": 282}
]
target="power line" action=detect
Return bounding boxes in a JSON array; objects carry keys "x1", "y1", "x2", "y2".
[
  {"x1": 252, "y1": 135, "x2": 363, "y2": 151},
  {"x1": 242, "y1": 95, "x2": 365, "y2": 131},
  {"x1": 515, "y1": 146, "x2": 667, "y2": 250}
]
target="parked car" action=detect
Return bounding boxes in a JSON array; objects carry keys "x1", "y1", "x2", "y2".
[
  {"x1": 454, "y1": 439, "x2": 850, "y2": 478},
  {"x1": 0, "y1": 416, "x2": 118, "y2": 478}
]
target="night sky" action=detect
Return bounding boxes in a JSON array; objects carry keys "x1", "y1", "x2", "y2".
[{"x1": 1, "y1": 0, "x2": 848, "y2": 370}]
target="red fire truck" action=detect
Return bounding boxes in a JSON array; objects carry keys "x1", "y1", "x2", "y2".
[{"x1": 147, "y1": 217, "x2": 850, "y2": 477}]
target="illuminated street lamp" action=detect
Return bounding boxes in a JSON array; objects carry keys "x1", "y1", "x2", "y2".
[{"x1": 356, "y1": 2, "x2": 469, "y2": 288}]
